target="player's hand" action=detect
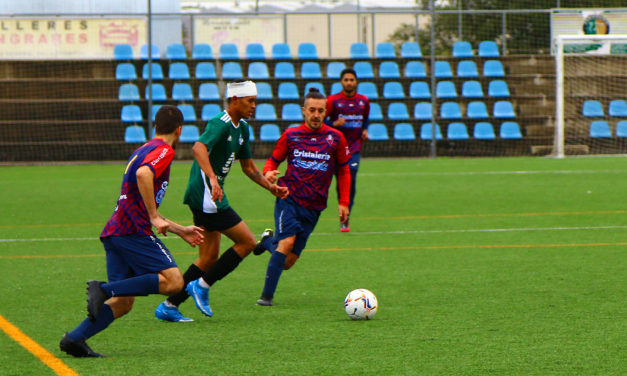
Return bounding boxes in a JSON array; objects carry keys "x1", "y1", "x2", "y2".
[
  {"x1": 333, "y1": 117, "x2": 346, "y2": 127},
  {"x1": 180, "y1": 225, "x2": 204, "y2": 247},
  {"x1": 264, "y1": 170, "x2": 281, "y2": 183},
  {"x1": 361, "y1": 129, "x2": 369, "y2": 141},
  {"x1": 151, "y1": 216, "x2": 169, "y2": 236},
  {"x1": 270, "y1": 184, "x2": 289, "y2": 199},
  {"x1": 209, "y1": 176, "x2": 223, "y2": 202},
  {"x1": 339, "y1": 205, "x2": 350, "y2": 224}
]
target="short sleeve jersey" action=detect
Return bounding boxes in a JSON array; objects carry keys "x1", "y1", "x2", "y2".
[
  {"x1": 101, "y1": 138, "x2": 175, "y2": 237},
  {"x1": 269, "y1": 124, "x2": 350, "y2": 211},
  {"x1": 184, "y1": 111, "x2": 252, "y2": 213},
  {"x1": 325, "y1": 92, "x2": 370, "y2": 155}
]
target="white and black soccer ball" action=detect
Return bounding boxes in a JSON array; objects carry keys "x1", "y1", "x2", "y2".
[{"x1": 344, "y1": 289, "x2": 378, "y2": 320}]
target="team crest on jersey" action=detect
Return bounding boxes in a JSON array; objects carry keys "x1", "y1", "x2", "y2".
[
  {"x1": 239, "y1": 135, "x2": 244, "y2": 145},
  {"x1": 326, "y1": 134, "x2": 335, "y2": 146},
  {"x1": 359, "y1": 100, "x2": 364, "y2": 106},
  {"x1": 227, "y1": 135, "x2": 232, "y2": 142}
]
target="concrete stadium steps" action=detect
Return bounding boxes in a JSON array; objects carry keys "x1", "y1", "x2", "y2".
[
  {"x1": 1, "y1": 120, "x2": 124, "y2": 142},
  {"x1": 0, "y1": 99, "x2": 120, "y2": 120},
  {"x1": 0, "y1": 79, "x2": 120, "y2": 99},
  {"x1": 0, "y1": 60, "x2": 117, "y2": 79}
]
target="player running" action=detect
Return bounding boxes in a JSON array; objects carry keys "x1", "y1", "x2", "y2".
[{"x1": 253, "y1": 88, "x2": 351, "y2": 306}]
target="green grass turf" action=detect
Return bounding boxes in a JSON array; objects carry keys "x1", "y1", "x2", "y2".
[{"x1": 0, "y1": 157, "x2": 625, "y2": 375}]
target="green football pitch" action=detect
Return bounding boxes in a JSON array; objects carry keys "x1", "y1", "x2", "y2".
[{"x1": 0, "y1": 157, "x2": 625, "y2": 375}]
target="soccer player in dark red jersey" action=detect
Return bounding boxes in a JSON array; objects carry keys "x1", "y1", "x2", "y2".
[
  {"x1": 253, "y1": 88, "x2": 351, "y2": 306},
  {"x1": 59, "y1": 106, "x2": 204, "y2": 358},
  {"x1": 325, "y1": 68, "x2": 370, "y2": 232}
]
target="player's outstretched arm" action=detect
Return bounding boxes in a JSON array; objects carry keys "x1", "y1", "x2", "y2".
[
  {"x1": 163, "y1": 220, "x2": 204, "y2": 247},
  {"x1": 240, "y1": 158, "x2": 289, "y2": 199}
]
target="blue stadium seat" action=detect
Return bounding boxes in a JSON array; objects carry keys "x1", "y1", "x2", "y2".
[
  {"x1": 248, "y1": 125, "x2": 255, "y2": 141},
  {"x1": 434, "y1": 61, "x2": 453, "y2": 78},
  {"x1": 357, "y1": 82, "x2": 378, "y2": 99},
  {"x1": 401, "y1": 42, "x2": 422, "y2": 58},
  {"x1": 142, "y1": 63, "x2": 164, "y2": 80},
  {"x1": 447, "y1": 122, "x2": 469, "y2": 140},
  {"x1": 350, "y1": 43, "x2": 370, "y2": 59},
  {"x1": 500, "y1": 121, "x2": 522, "y2": 139},
  {"x1": 169, "y1": 62, "x2": 190, "y2": 80},
  {"x1": 478, "y1": 41, "x2": 499, "y2": 58},
  {"x1": 177, "y1": 104, "x2": 196, "y2": 122},
  {"x1": 166, "y1": 43, "x2": 187, "y2": 60},
  {"x1": 326, "y1": 62, "x2": 346, "y2": 79},
  {"x1": 119, "y1": 83, "x2": 140, "y2": 101},
  {"x1": 376, "y1": 42, "x2": 396, "y2": 59},
  {"x1": 256, "y1": 82, "x2": 273, "y2": 100},
  {"x1": 124, "y1": 126, "x2": 147, "y2": 143},
  {"x1": 288, "y1": 124, "x2": 300, "y2": 128},
  {"x1": 452, "y1": 41, "x2": 473, "y2": 58},
  {"x1": 404, "y1": 61, "x2": 427, "y2": 78},
  {"x1": 172, "y1": 83, "x2": 194, "y2": 101},
  {"x1": 180, "y1": 125, "x2": 200, "y2": 143},
  {"x1": 388, "y1": 102, "x2": 410, "y2": 120},
  {"x1": 282, "y1": 103, "x2": 302, "y2": 121},
  {"x1": 201, "y1": 104, "x2": 221, "y2": 121},
  {"x1": 151, "y1": 105, "x2": 162, "y2": 121},
  {"x1": 114, "y1": 44, "x2": 133, "y2": 60},
  {"x1": 383, "y1": 82, "x2": 405, "y2": 99},
  {"x1": 255, "y1": 103, "x2": 277, "y2": 121},
  {"x1": 145, "y1": 84, "x2": 167, "y2": 101},
  {"x1": 467, "y1": 101, "x2": 490, "y2": 119},
  {"x1": 304, "y1": 82, "x2": 325, "y2": 96},
  {"x1": 589, "y1": 121, "x2": 611, "y2": 138},
  {"x1": 616, "y1": 120, "x2": 627, "y2": 137},
  {"x1": 368, "y1": 123, "x2": 389, "y2": 141},
  {"x1": 192, "y1": 44, "x2": 213, "y2": 60},
  {"x1": 369, "y1": 103, "x2": 383, "y2": 121},
  {"x1": 483, "y1": 60, "x2": 505, "y2": 77},
  {"x1": 222, "y1": 62, "x2": 243, "y2": 79},
  {"x1": 301, "y1": 62, "x2": 322, "y2": 79},
  {"x1": 219, "y1": 43, "x2": 239, "y2": 59},
  {"x1": 462, "y1": 81, "x2": 484, "y2": 98},
  {"x1": 474, "y1": 122, "x2": 496, "y2": 139},
  {"x1": 274, "y1": 62, "x2": 296, "y2": 79},
  {"x1": 278, "y1": 82, "x2": 299, "y2": 100},
  {"x1": 272, "y1": 43, "x2": 292, "y2": 60},
  {"x1": 354, "y1": 61, "x2": 374, "y2": 79},
  {"x1": 257, "y1": 124, "x2": 279, "y2": 142},
  {"x1": 116, "y1": 63, "x2": 137, "y2": 80},
  {"x1": 409, "y1": 81, "x2": 431, "y2": 99},
  {"x1": 582, "y1": 100, "x2": 604, "y2": 117},
  {"x1": 488, "y1": 80, "x2": 510, "y2": 97},
  {"x1": 414, "y1": 102, "x2": 433, "y2": 120},
  {"x1": 393, "y1": 123, "x2": 415, "y2": 140},
  {"x1": 436, "y1": 81, "x2": 457, "y2": 98},
  {"x1": 298, "y1": 43, "x2": 318, "y2": 59},
  {"x1": 198, "y1": 83, "x2": 220, "y2": 101},
  {"x1": 609, "y1": 100, "x2": 627, "y2": 117},
  {"x1": 248, "y1": 62, "x2": 270, "y2": 79},
  {"x1": 440, "y1": 102, "x2": 462, "y2": 119},
  {"x1": 121, "y1": 105, "x2": 143, "y2": 123},
  {"x1": 140, "y1": 44, "x2": 160, "y2": 60},
  {"x1": 379, "y1": 61, "x2": 401, "y2": 79},
  {"x1": 246, "y1": 43, "x2": 266, "y2": 60},
  {"x1": 493, "y1": 101, "x2": 516, "y2": 118},
  {"x1": 420, "y1": 123, "x2": 443, "y2": 140},
  {"x1": 195, "y1": 62, "x2": 216, "y2": 79},
  {"x1": 260, "y1": 124, "x2": 281, "y2": 141},
  {"x1": 331, "y1": 82, "x2": 342, "y2": 95},
  {"x1": 457, "y1": 60, "x2": 479, "y2": 78}
]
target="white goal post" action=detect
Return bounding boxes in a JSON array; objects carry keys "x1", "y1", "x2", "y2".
[{"x1": 553, "y1": 34, "x2": 627, "y2": 158}]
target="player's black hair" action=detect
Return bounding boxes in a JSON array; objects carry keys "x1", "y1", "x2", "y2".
[
  {"x1": 340, "y1": 68, "x2": 357, "y2": 80},
  {"x1": 303, "y1": 87, "x2": 325, "y2": 106},
  {"x1": 155, "y1": 105, "x2": 183, "y2": 135}
]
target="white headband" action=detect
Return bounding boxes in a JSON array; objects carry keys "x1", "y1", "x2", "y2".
[{"x1": 226, "y1": 81, "x2": 257, "y2": 98}]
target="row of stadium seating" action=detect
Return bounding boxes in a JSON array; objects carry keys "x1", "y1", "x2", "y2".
[
  {"x1": 589, "y1": 120, "x2": 627, "y2": 138},
  {"x1": 123, "y1": 120, "x2": 521, "y2": 144},
  {"x1": 115, "y1": 60, "x2": 506, "y2": 81},
  {"x1": 114, "y1": 40, "x2": 500, "y2": 61},
  {"x1": 582, "y1": 100, "x2": 627, "y2": 118}
]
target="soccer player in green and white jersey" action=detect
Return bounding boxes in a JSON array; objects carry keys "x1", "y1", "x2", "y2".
[{"x1": 155, "y1": 80, "x2": 288, "y2": 321}]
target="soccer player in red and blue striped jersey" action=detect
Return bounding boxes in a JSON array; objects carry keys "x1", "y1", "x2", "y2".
[
  {"x1": 253, "y1": 88, "x2": 351, "y2": 306},
  {"x1": 325, "y1": 68, "x2": 370, "y2": 232}
]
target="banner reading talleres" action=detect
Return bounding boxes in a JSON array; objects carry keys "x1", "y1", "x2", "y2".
[{"x1": 0, "y1": 18, "x2": 146, "y2": 59}]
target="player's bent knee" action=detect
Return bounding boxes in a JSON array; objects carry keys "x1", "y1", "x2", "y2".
[
  {"x1": 159, "y1": 268, "x2": 185, "y2": 295},
  {"x1": 284, "y1": 254, "x2": 299, "y2": 270}
]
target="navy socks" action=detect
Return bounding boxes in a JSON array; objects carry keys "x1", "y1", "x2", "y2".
[
  {"x1": 100, "y1": 273, "x2": 159, "y2": 297},
  {"x1": 261, "y1": 251, "x2": 287, "y2": 299}
]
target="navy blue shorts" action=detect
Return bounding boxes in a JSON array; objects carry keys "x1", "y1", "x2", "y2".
[
  {"x1": 101, "y1": 235, "x2": 177, "y2": 282},
  {"x1": 273, "y1": 197, "x2": 321, "y2": 257}
]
